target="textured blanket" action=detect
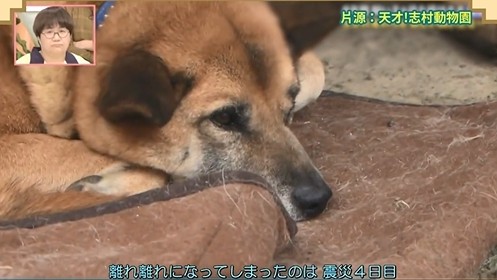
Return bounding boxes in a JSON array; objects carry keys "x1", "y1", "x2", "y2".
[
  {"x1": 0, "y1": 171, "x2": 296, "y2": 278},
  {"x1": 3, "y1": 94, "x2": 497, "y2": 278}
]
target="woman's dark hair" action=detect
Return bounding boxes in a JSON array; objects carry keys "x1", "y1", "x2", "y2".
[{"x1": 32, "y1": 6, "x2": 74, "y2": 37}]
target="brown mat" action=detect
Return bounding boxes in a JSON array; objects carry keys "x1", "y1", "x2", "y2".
[
  {"x1": 3, "y1": 93, "x2": 497, "y2": 278},
  {"x1": 0, "y1": 171, "x2": 296, "y2": 278},
  {"x1": 276, "y1": 93, "x2": 497, "y2": 279}
]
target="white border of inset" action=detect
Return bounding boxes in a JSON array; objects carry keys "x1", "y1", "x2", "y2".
[{"x1": 13, "y1": 3, "x2": 96, "y2": 66}]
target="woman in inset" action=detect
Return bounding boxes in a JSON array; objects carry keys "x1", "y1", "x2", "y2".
[{"x1": 16, "y1": 6, "x2": 90, "y2": 65}]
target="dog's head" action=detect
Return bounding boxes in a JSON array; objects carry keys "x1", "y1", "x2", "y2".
[{"x1": 74, "y1": 1, "x2": 341, "y2": 221}]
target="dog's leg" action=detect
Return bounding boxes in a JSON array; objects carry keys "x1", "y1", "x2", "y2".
[
  {"x1": 66, "y1": 163, "x2": 169, "y2": 196},
  {"x1": 18, "y1": 66, "x2": 78, "y2": 139},
  {"x1": 0, "y1": 133, "x2": 169, "y2": 220},
  {"x1": 293, "y1": 51, "x2": 326, "y2": 112}
]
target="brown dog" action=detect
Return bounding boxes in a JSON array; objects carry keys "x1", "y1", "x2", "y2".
[{"x1": 0, "y1": 1, "x2": 341, "y2": 222}]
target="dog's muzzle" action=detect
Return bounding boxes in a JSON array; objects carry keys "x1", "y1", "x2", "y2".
[{"x1": 290, "y1": 167, "x2": 332, "y2": 220}]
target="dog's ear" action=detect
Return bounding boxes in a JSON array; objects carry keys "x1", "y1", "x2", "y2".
[
  {"x1": 269, "y1": 1, "x2": 342, "y2": 58},
  {"x1": 97, "y1": 50, "x2": 190, "y2": 127}
]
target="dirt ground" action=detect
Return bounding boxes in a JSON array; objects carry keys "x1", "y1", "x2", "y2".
[
  {"x1": 309, "y1": 26, "x2": 497, "y2": 278},
  {"x1": 315, "y1": 27, "x2": 497, "y2": 106}
]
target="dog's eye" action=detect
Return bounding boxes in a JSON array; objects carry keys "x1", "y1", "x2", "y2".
[
  {"x1": 209, "y1": 105, "x2": 248, "y2": 131},
  {"x1": 211, "y1": 111, "x2": 234, "y2": 126}
]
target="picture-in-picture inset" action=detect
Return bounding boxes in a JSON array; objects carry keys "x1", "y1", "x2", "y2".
[{"x1": 14, "y1": 4, "x2": 96, "y2": 66}]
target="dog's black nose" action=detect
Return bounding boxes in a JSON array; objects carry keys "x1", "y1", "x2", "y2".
[{"x1": 292, "y1": 180, "x2": 332, "y2": 219}]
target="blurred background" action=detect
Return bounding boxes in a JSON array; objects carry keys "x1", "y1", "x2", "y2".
[{"x1": 313, "y1": 1, "x2": 497, "y2": 106}]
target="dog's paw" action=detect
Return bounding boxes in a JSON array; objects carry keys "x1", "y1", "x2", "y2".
[
  {"x1": 66, "y1": 175, "x2": 107, "y2": 193},
  {"x1": 293, "y1": 51, "x2": 326, "y2": 112},
  {"x1": 66, "y1": 163, "x2": 169, "y2": 196}
]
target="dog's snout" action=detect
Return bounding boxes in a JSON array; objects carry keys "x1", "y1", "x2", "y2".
[
  {"x1": 292, "y1": 185, "x2": 332, "y2": 219},
  {"x1": 291, "y1": 171, "x2": 332, "y2": 220}
]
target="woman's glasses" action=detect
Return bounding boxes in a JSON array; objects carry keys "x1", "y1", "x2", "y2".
[{"x1": 41, "y1": 29, "x2": 70, "y2": 39}]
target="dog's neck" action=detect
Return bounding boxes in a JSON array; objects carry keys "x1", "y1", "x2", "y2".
[{"x1": 96, "y1": 1, "x2": 116, "y2": 29}]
